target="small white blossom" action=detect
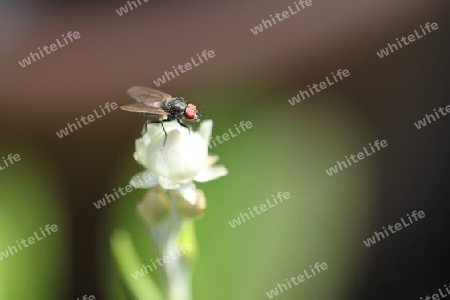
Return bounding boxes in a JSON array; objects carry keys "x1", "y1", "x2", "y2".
[
  {"x1": 132, "y1": 120, "x2": 228, "y2": 190},
  {"x1": 175, "y1": 182, "x2": 207, "y2": 218}
]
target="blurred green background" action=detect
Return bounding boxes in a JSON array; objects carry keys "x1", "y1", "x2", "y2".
[{"x1": 0, "y1": 142, "x2": 67, "y2": 299}]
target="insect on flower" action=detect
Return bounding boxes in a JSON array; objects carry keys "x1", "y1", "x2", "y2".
[{"x1": 120, "y1": 86, "x2": 201, "y2": 145}]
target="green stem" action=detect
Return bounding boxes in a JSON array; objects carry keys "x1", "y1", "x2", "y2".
[
  {"x1": 150, "y1": 190, "x2": 193, "y2": 300},
  {"x1": 111, "y1": 230, "x2": 164, "y2": 300}
]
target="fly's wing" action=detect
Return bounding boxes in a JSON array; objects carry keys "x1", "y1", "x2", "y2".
[
  {"x1": 120, "y1": 103, "x2": 168, "y2": 119},
  {"x1": 127, "y1": 86, "x2": 172, "y2": 108}
]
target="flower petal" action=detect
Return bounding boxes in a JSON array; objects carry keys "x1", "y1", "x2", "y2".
[
  {"x1": 130, "y1": 171, "x2": 159, "y2": 189},
  {"x1": 159, "y1": 176, "x2": 180, "y2": 189},
  {"x1": 198, "y1": 119, "x2": 213, "y2": 144},
  {"x1": 134, "y1": 137, "x2": 151, "y2": 168},
  {"x1": 177, "y1": 182, "x2": 197, "y2": 205},
  {"x1": 194, "y1": 165, "x2": 228, "y2": 182},
  {"x1": 175, "y1": 183, "x2": 207, "y2": 218},
  {"x1": 148, "y1": 127, "x2": 208, "y2": 182},
  {"x1": 207, "y1": 155, "x2": 219, "y2": 166}
]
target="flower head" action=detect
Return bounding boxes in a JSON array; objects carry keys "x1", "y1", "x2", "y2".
[{"x1": 132, "y1": 120, "x2": 227, "y2": 189}]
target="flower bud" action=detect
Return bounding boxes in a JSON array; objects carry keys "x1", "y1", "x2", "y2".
[
  {"x1": 174, "y1": 183, "x2": 207, "y2": 219},
  {"x1": 137, "y1": 187, "x2": 170, "y2": 225}
]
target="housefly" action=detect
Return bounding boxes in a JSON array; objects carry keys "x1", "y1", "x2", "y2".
[{"x1": 120, "y1": 86, "x2": 200, "y2": 145}]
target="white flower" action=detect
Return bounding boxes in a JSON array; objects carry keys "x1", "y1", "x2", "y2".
[{"x1": 132, "y1": 120, "x2": 228, "y2": 189}]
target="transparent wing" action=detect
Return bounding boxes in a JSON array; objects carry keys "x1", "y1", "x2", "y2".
[
  {"x1": 127, "y1": 86, "x2": 172, "y2": 107},
  {"x1": 120, "y1": 103, "x2": 168, "y2": 115}
]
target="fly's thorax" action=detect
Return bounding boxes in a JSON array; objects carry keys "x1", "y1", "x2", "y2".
[{"x1": 164, "y1": 98, "x2": 187, "y2": 118}]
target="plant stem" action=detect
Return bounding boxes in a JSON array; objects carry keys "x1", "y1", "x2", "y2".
[{"x1": 150, "y1": 190, "x2": 192, "y2": 300}]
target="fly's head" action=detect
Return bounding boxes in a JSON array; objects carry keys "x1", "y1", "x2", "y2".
[{"x1": 184, "y1": 103, "x2": 200, "y2": 122}]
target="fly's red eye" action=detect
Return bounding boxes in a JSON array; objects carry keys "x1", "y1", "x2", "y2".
[
  {"x1": 188, "y1": 103, "x2": 197, "y2": 110},
  {"x1": 184, "y1": 107, "x2": 195, "y2": 119}
]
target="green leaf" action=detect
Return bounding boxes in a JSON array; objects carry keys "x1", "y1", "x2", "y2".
[{"x1": 111, "y1": 230, "x2": 163, "y2": 300}]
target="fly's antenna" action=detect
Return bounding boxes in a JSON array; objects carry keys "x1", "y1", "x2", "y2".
[{"x1": 197, "y1": 104, "x2": 204, "y2": 119}]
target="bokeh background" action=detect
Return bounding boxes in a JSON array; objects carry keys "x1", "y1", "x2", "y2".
[{"x1": 0, "y1": 0, "x2": 449, "y2": 299}]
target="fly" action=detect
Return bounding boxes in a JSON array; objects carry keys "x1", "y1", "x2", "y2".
[{"x1": 120, "y1": 86, "x2": 200, "y2": 145}]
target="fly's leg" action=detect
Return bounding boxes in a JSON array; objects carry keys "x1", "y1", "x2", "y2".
[
  {"x1": 177, "y1": 119, "x2": 191, "y2": 135},
  {"x1": 160, "y1": 121, "x2": 168, "y2": 146},
  {"x1": 142, "y1": 120, "x2": 168, "y2": 147},
  {"x1": 141, "y1": 120, "x2": 153, "y2": 135}
]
